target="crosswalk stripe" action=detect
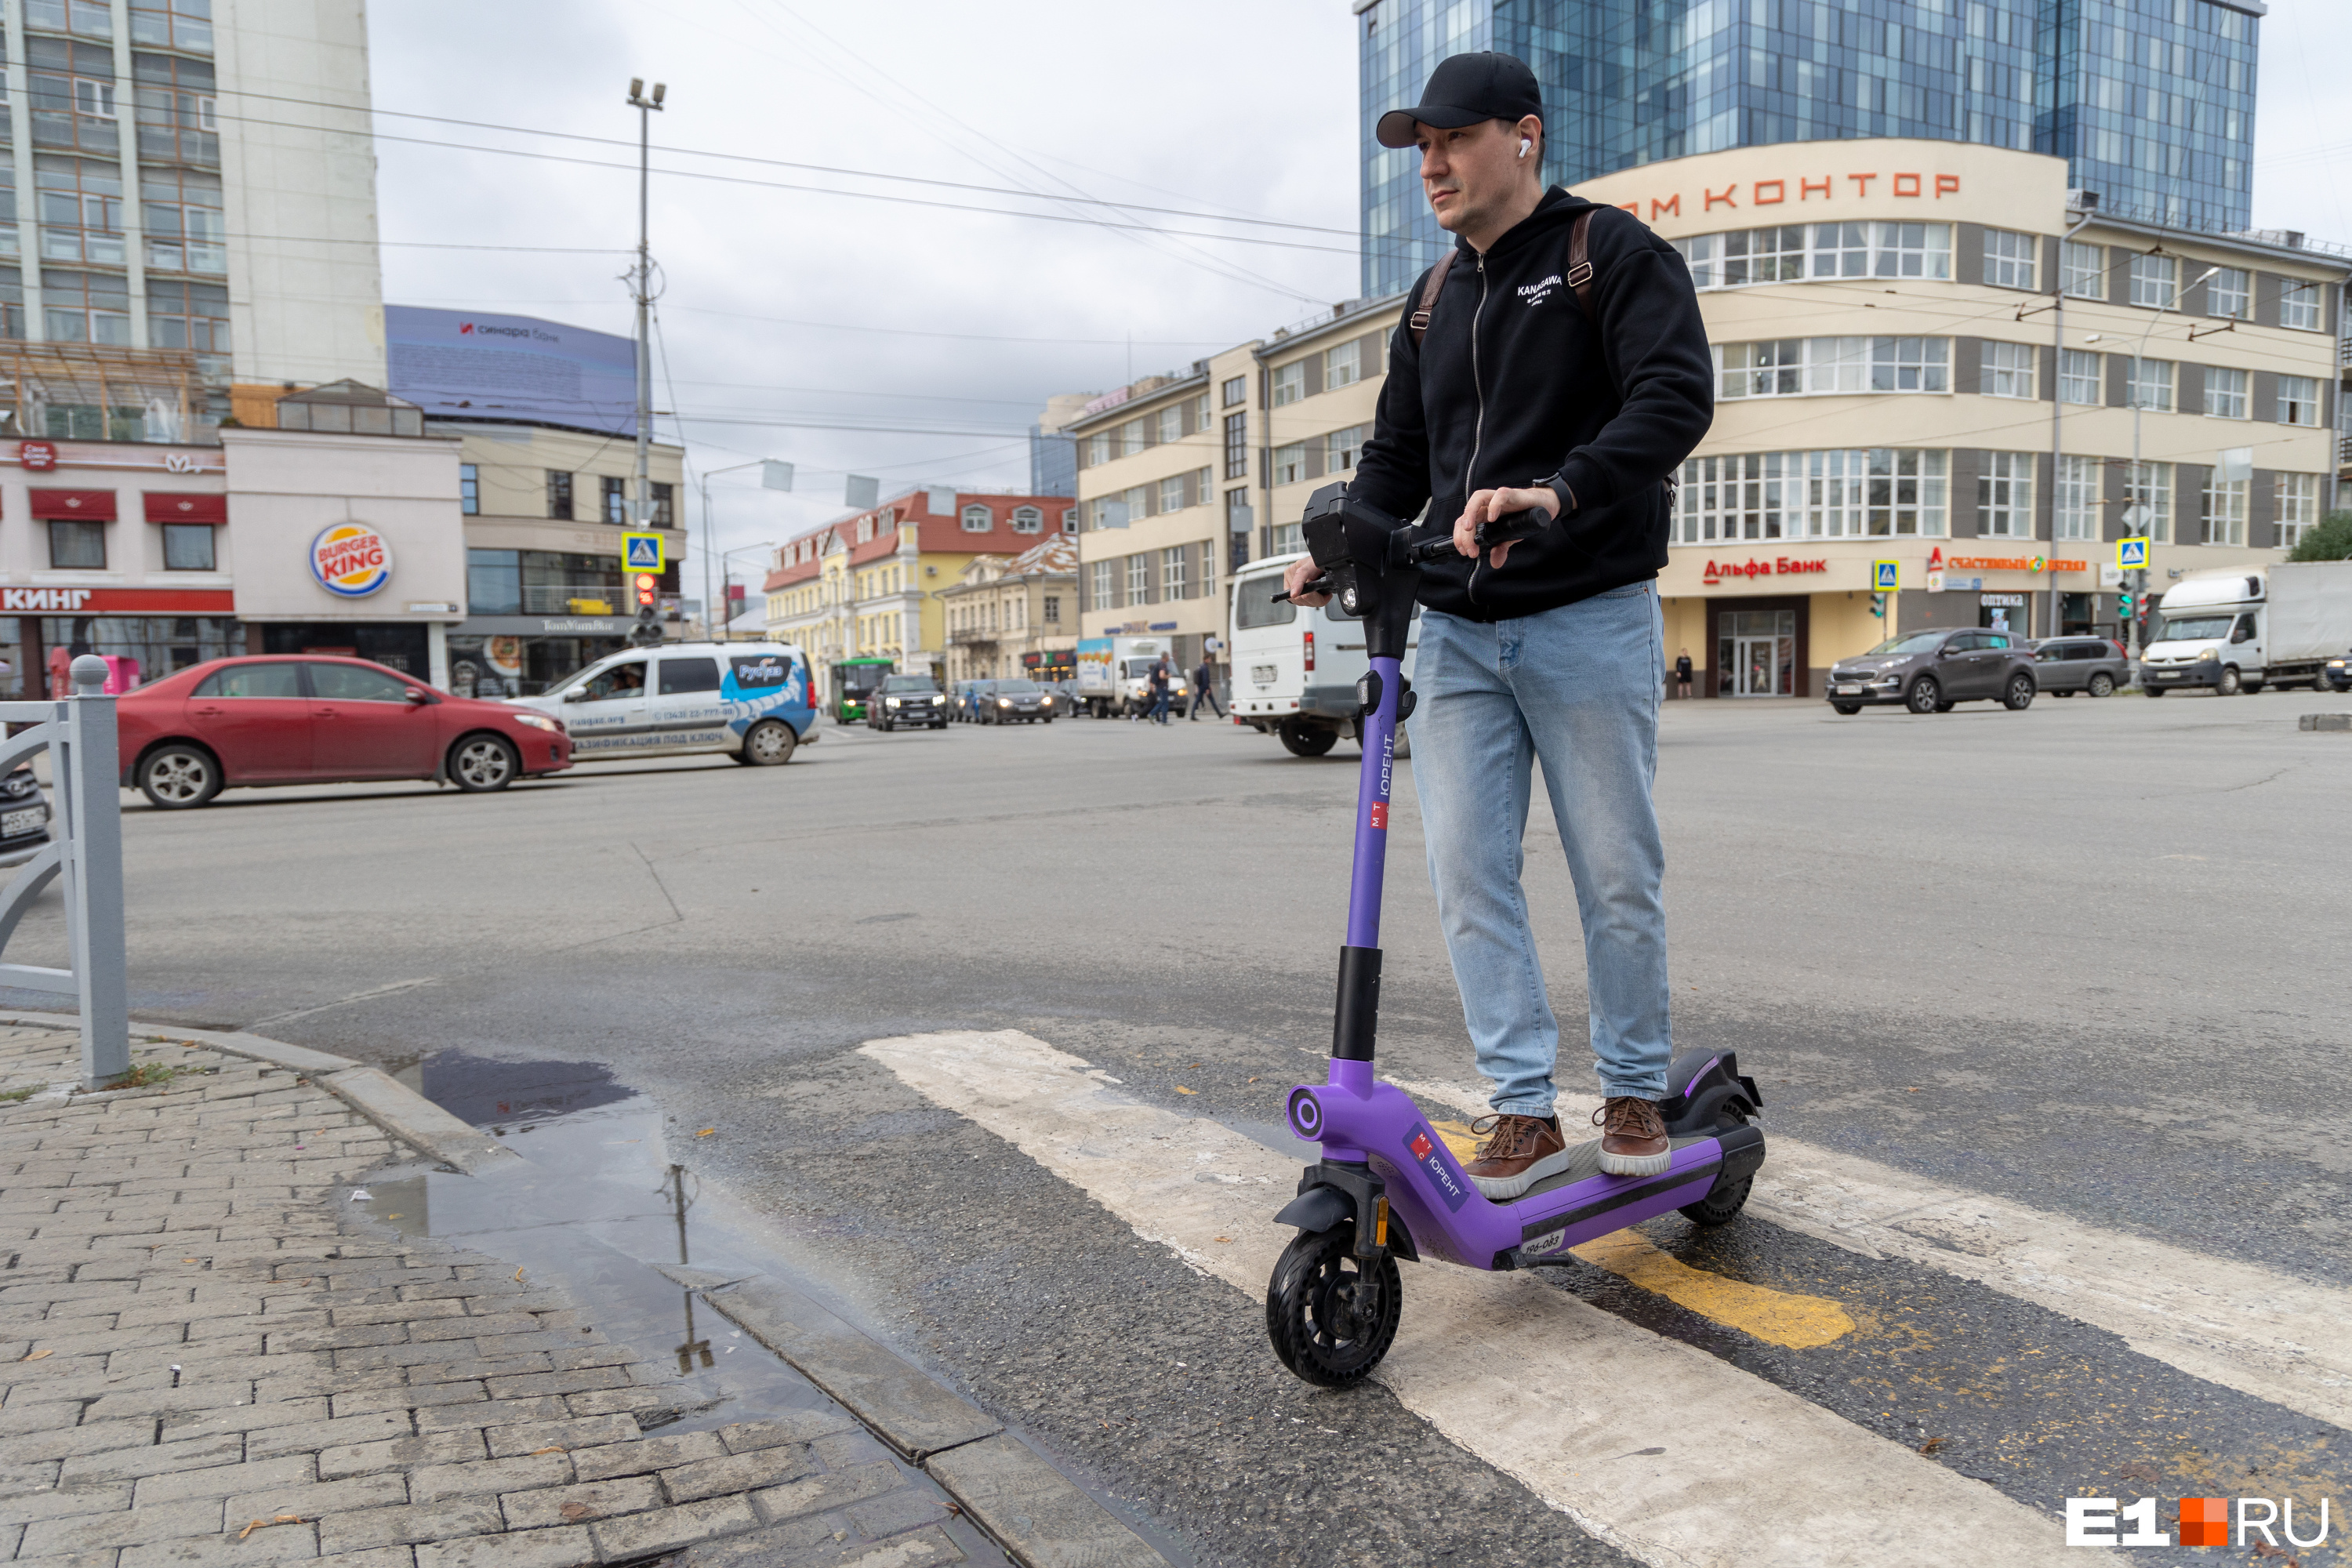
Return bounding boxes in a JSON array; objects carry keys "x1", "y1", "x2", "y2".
[
  {"x1": 862, "y1": 1029, "x2": 2087, "y2": 1568},
  {"x1": 1392, "y1": 1075, "x2": 2352, "y2": 1432}
]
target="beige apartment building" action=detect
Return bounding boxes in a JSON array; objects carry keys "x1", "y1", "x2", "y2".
[
  {"x1": 938, "y1": 534, "x2": 1079, "y2": 684},
  {"x1": 1062, "y1": 299, "x2": 1401, "y2": 677}
]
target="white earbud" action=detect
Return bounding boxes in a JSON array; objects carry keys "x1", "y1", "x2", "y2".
[{"x1": 1519, "y1": 137, "x2": 1532, "y2": 160}]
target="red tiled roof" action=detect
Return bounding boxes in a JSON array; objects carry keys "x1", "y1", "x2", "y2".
[{"x1": 762, "y1": 492, "x2": 1075, "y2": 592}]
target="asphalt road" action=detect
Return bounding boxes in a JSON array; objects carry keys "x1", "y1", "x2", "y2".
[{"x1": 10, "y1": 685, "x2": 2349, "y2": 1565}]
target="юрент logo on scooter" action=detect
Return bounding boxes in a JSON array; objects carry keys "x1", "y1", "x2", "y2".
[{"x1": 1406, "y1": 1125, "x2": 1470, "y2": 1211}]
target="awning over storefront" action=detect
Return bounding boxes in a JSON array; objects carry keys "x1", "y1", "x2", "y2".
[
  {"x1": 143, "y1": 493, "x2": 227, "y2": 523},
  {"x1": 27, "y1": 489, "x2": 115, "y2": 520}
]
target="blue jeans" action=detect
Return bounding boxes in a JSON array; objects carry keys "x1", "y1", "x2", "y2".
[
  {"x1": 1149, "y1": 690, "x2": 1171, "y2": 724},
  {"x1": 1410, "y1": 581, "x2": 1671, "y2": 1115}
]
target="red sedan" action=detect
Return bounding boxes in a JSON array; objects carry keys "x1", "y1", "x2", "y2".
[{"x1": 114, "y1": 655, "x2": 572, "y2": 810}]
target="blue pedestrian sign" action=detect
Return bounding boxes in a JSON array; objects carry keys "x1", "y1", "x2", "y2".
[
  {"x1": 1871, "y1": 560, "x2": 1900, "y2": 592},
  {"x1": 622, "y1": 532, "x2": 666, "y2": 572},
  {"x1": 2117, "y1": 537, "x2": 2150, "y2": 572}
]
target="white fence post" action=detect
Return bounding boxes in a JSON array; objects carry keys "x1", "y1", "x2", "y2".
[{"x1": 62, "y1": 657, "x2": 128, "y2": 1088}]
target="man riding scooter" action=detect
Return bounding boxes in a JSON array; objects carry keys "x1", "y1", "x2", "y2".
[{"x1": 1282, "y1": 51, "x2": 1712, "y2": 1192}]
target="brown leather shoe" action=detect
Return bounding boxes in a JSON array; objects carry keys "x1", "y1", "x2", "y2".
[
  {"x1": 1463, "y1": 1112, "x2": 1570, "y2": 1200},
  {"x1": 1595, "y1": 1097, "x2": 1671, "y2": 1176}
]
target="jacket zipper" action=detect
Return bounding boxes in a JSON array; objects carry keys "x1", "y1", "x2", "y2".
[{"x1": 1466, "y1": 254, "x2": 1491, "y2": 608}]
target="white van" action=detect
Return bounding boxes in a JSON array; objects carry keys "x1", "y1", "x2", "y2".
[
  {"x1": 1228, "y1": 551, "x2": 1416, "y2": 757},
  {"x1": 509, "y1": 641, "x2": 821, "y2": 765}
]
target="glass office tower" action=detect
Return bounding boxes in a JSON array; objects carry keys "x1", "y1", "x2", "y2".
[{"x1": 1359, "y1": 0, "x2": 2261, "y2": 298}]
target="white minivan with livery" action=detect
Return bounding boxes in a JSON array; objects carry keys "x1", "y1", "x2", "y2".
[{"x1": 510, "y1": 641, "x2": 820, "y2": 766}]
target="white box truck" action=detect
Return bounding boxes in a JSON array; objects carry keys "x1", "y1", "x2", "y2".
[
  {"x1": 1227, "y1": 551, "x2": 1417, "y2": 757},
  {"x1": 2140, "y1": 561, "x2": 2352, "y2": 695},
  {"x1": 1073, "y1": 636, "x2": 1189, "y2": 718}
]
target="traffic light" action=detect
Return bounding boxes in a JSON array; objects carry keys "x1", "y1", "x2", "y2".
[
  {"x1": 635, "y1": 573, "x2": 658, "y2": 608},
  {"x1": 2117, "y1": 589, "x2": 2134, "y2": 621},
  {"x1": 1869, "y1": 592, "x2": 1886, "y2": 619},
  {"x1": 629, "y1": 573, "x2": 662, "y2": 646}
]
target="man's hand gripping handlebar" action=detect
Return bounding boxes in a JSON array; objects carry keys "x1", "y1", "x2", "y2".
[{"x1": 1278, "y1": 500, "x2": 1550, "y2": 608}]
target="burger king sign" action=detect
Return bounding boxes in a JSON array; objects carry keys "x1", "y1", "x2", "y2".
[{"x1": 310, "y1": 522, "x2": 393, "y2": 598}]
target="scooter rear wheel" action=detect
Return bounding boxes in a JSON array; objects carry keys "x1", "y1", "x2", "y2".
[
  {"x1": 1679, "y1": 1174, "x2": 1753, "y2": 1227},
  {"x1": 1265, "y1": 1226, "x2": 1400, "y2": 1386}
]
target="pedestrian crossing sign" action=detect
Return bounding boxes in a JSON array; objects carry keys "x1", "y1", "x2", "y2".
[
  {"x1": 1871, "y1": 560, "x2": 1900, "y2": 592},
  {"x1": 622, "y1": 532, "x2": 666, "y2": 572},
  {"x1": 2117, "y1": 537, "x2": 2150, "y2": 571}
]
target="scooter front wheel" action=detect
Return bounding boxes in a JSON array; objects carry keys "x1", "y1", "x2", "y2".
[{"x1": 1265, "y1": 1226, "x2": 1400, "y2": 1386}]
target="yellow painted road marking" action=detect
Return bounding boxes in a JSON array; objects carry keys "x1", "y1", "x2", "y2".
[{"x1": 1430, "y1": 1118, "x2": 1854, "y2": 1349}]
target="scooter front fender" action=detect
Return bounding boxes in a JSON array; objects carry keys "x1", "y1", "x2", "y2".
[{"x1": 1273, "y1": 1187, "x2": 1350, "y2": 1233}]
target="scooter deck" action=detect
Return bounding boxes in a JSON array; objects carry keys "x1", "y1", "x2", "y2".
[{"x1": 1512, "y1": 1133, "x2": 1715, "y2": 1203}]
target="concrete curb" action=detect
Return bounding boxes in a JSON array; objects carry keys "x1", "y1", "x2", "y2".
[
  {"x1": 680, "y1": 1269, "x2": 1165, "y2": 1568},
  {"x1": 2299, "y1": 712, "x2": 2352, "y2": 731},
  {"x1": 0, "y1": 1010, "x2": 521, "y2": 1173}
]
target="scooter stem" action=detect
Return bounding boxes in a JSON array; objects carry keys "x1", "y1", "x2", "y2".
[{"x1": 1328, "y1": 653, "x2": 1401, "y2": 1102}]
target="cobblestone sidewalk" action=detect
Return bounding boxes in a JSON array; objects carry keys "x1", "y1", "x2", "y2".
[{"x1": 0, "y1": 1027, "x2": 971, "y2": 1568}]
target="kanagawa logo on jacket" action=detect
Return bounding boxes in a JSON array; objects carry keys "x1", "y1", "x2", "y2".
[{"x1": 1519, "y1": 274, "x2": 1563, "y2": 307}]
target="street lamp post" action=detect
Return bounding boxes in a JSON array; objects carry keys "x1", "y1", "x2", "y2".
[
  {"x1": 697, "y1": 460, "x2": 792, "y2": 641},
  {"x1": 625, "y1": 79, "x2": 664, "y2": 532},
  {"x1": 720, "y1": 543, "x2": 776, "y2": 644}
]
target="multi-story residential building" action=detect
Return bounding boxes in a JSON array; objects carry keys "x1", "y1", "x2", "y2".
[
  {"x1": 762, "y1": 489, "x2": 1076, "y2": 677},
  {"x1": 938, "y1": 533, "x2": 1078, "y2": 684},
  {"x1": 1570, "y1": 138, "x2": 2342, "y2": 695},
  {"x1": 1358, "y1": 0, "x2": 2264, "y2": 298},
  {"x1": 1065, "y1": 301, "x2": 1403, "y2": 677}
]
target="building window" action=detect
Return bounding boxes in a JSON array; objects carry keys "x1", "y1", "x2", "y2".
[
  {"x1": 2128, "y1": 253, "x2": 2177, "y2": 310},
  {"x1": 1982, "y1": 229, "x2": 2037, "y2": 290},
  {"x1": 1326, "y1": 338, "x2": 1361, "y2": 390},
  {"x1": 1044, "y1": 594, "x2": 1061, "y2": 623},
  {"x1": 1086, "y1": 432, "x2": 1109, "y2": 466},
  {"x1": 129, "y1": 0, "x2": 215, "y2": 53},
  {"x1": 1673, "y1": 449, "x2": 1947, "y2": 541},
  {"x1": 1151, "y1": 475, "x2": 1180, "y2": 514},
  {"x1": 546, "y1": 470, "x2": 573, "y2": 520},
  {"x1": 2128, "y1": 358, "x2": 2174, "y2": 413},
  {"x1": 2206, "y1": 267, "x2": 2250, "y2": 319},
  {"x1": 1977, "y1": 452, "x2": 2035, "y2": 538},
  {"x1": 41, "y1": 267, "x2": 129, "y2": 346},
  {"x1": 1117, "y1": 418, "x2": 1144, "y2": 457},
  {"x1": 649, "y1": 481, "x2": 673, "y2": 527},
  {"x1": 2125, "y1": 461, "x2": 2174, "y2": 544},
  {"x1": 960, "y1": 504, "x2": 991, "y2": 533},
  {"x1": 2277, "y1": 473, "x2": 2320, "y2": 550},
  {"x1": 1091, "y1": 559, "x2": 1112, "y2": 611},
  {"x1": 1154, "y1": 405, "x2": 1181, "y2": 445},
  {"x1": 1273, "y1": 442, "x2": 1306, "y2": 486},
  {"x1": 27, "y1": 38, "x2": 120, "y2": 156},
  {"x1": 1327, "y1": 424, "x2": 1367, "y2": 471},
  {"x1": 2053, "y1": 455, "x2": 2100, "y2": 542},
  {"x1": 1221, "y1": 375, "x2": 1247, "y2": 408},
  {"x1": 1270, "y1": 361, "x2": 1305, "y2": 407},
  {"x1": 145, "y1": 278, "x2": 228, "y2": 361},
  {"x1": 1010, "y1": 505, "x2": 1042, "y2": 534},
  {"x1": 36, "y1": 156, "x2": 124, "y2": 268},
  {"x1": 129, "y1": 51, "x2": 216, "y2": 169},
  {"x1": 1060, "y1": 507, "x2": 1076, "y2": 534},
  {"x1": 2278, "y1": 375, "x2": 2322, "y2": 426},
  {"x1": 47, "y1": 518, "x2": 103, "y2": 568},
  {"x1": 161, "y1": 521, "x2": 213, "y2": 570},
  {"x1": 1162, "y1": 545, "x2": 1188, "y2": 601},
  {"x1": 1982, "y1": 341, "x2": 2035, "y2": 399},
  {"x1": 1222, "y1": 411, "x2": 1247, "y2": 480},
  {"x1": 140, "y1": 166, "x2": 223, "y2": 274},
  {"x1": 2060, "y1": 349, "x2": 2102, "y2": 405},
  {"x1": 2200, "y1": 474, "x2": 2247, "y2": 546},
  {"x1": 1125, "y1": 553, "x2": 1149, "y2": 604},
  {"x1": 601, "y1": 475, "x2": 626, "y2": 524},
  {"x1": 2203, "y1": 367, "x2": 2248, "y2": 419},
  {"x1": 2280, "y1": 279, "x2": 2324, "y2": 332},
  {"x1": 468, "y1": 548, "x2": 521, "y2": 615},
  {"x1": 2061, "y1": 241, "x2": 2105, "y2": 299},
  {"x1": 1672, "y1": 221, "x2": 1950, "y2": 290},
  {"x1": 1715, "y1": 336, "x2": 1949, "y2": 397},
  {"x1": 460, "y1": 463, "x2": 479, "y2": 516}
]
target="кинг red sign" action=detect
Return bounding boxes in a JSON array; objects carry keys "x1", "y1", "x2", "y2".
[{"x1": 0, "y1": 587, "x2": 234, "y2": 613}]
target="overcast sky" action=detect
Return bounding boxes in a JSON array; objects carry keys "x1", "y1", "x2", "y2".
[{"x1": 365, "y1": 0, "x2": 2352, "y2": 597}]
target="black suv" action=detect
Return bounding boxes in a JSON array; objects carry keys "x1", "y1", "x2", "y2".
[
  {"x1": 1827, "y1": 628, "x2": 2038, "y2": 714},
  {"x1": 868, "y1": 674, "x2": 947, "y2": 731}
]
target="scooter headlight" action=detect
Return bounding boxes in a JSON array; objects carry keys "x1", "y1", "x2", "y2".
[{"x1": 1286, "y1": 1087, "x2": 1324, "y2": 1141}]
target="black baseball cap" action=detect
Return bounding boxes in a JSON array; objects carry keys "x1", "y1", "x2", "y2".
[{"x1": 1375, "y1": 52, "x2": 1543, "y2": 150}]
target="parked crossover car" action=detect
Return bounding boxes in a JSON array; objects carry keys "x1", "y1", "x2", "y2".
[
  {"x1": 115, "y1": 656, "x2": 573, "y2": 809},
  {"x1": 868, "y1": 675, "x2": 946, "y2": 731},
  {"x1": 977, "y1": 677, "x2": 1052, "y2": 724},
  {"x1": 2030, "y1": 637, "x2": 2130, "y2": 697},
  {"x1": 0, "y1": 767, "x2": 49, "y2": 861},
  {"x1": 1826, "y1": 629, "x2": 2038, "y2": 714}
]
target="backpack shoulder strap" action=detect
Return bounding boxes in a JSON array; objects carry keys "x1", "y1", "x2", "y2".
[
  {"x1": 1567, "y1": 208, "x2": 1597, "y2": 319},
  {"x1": 1406, "y1": 256, "x2": 1451, "y2": 346}
]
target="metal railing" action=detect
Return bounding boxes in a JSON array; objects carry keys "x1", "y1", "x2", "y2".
[{"x1": 0, "y1": 658, "x2": 127, "y2": 1088}]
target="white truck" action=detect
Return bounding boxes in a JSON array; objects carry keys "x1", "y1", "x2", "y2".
[
  {"x1": 1074, "y1": 636, "x2": 1189, "y2": 718},
  {"x1": 2140, "y1": 561, "x2": 2352, "y2": 695},
  {"x1": 1227, "y1": 551, "x2": 1417, "y2": 757}
]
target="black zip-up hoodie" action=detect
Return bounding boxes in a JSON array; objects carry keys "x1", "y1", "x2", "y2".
[{"x1": 1351, "y1": 187, "x2": 1714, "y2": 621}]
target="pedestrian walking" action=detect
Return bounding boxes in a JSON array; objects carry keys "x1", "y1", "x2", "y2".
[
  {"x1": 1189, "y1": 655, "x2": 1225, "y2": 720},
  {"x1": 1147, "y1": 656, "x2": 1174, "y2": 725},
  {"x1": 1674, "y1": 648, "x2": 1693, "y2": 699},
  {"x1": 1283, "y1": 49, "x2": 1712, "y2": 1193}
]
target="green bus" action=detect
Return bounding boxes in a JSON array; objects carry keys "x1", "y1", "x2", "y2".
[{"x1": 829, "y1": 657, "x2": 894, "y2": 723}]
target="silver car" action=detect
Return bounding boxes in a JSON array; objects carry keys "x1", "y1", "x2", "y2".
[{"x1": 2030, "y1": 637, "x2": 2129, "y2": 698}]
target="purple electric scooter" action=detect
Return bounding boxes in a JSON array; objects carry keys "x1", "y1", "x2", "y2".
[{"x1": 1265, "y1": 482, "x2": 1766, "y2": 1386}]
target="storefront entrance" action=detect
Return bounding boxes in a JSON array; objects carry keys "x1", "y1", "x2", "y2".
[{"x1": 1719, "y1": 608, "x2": 1796, "y2": 696}]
